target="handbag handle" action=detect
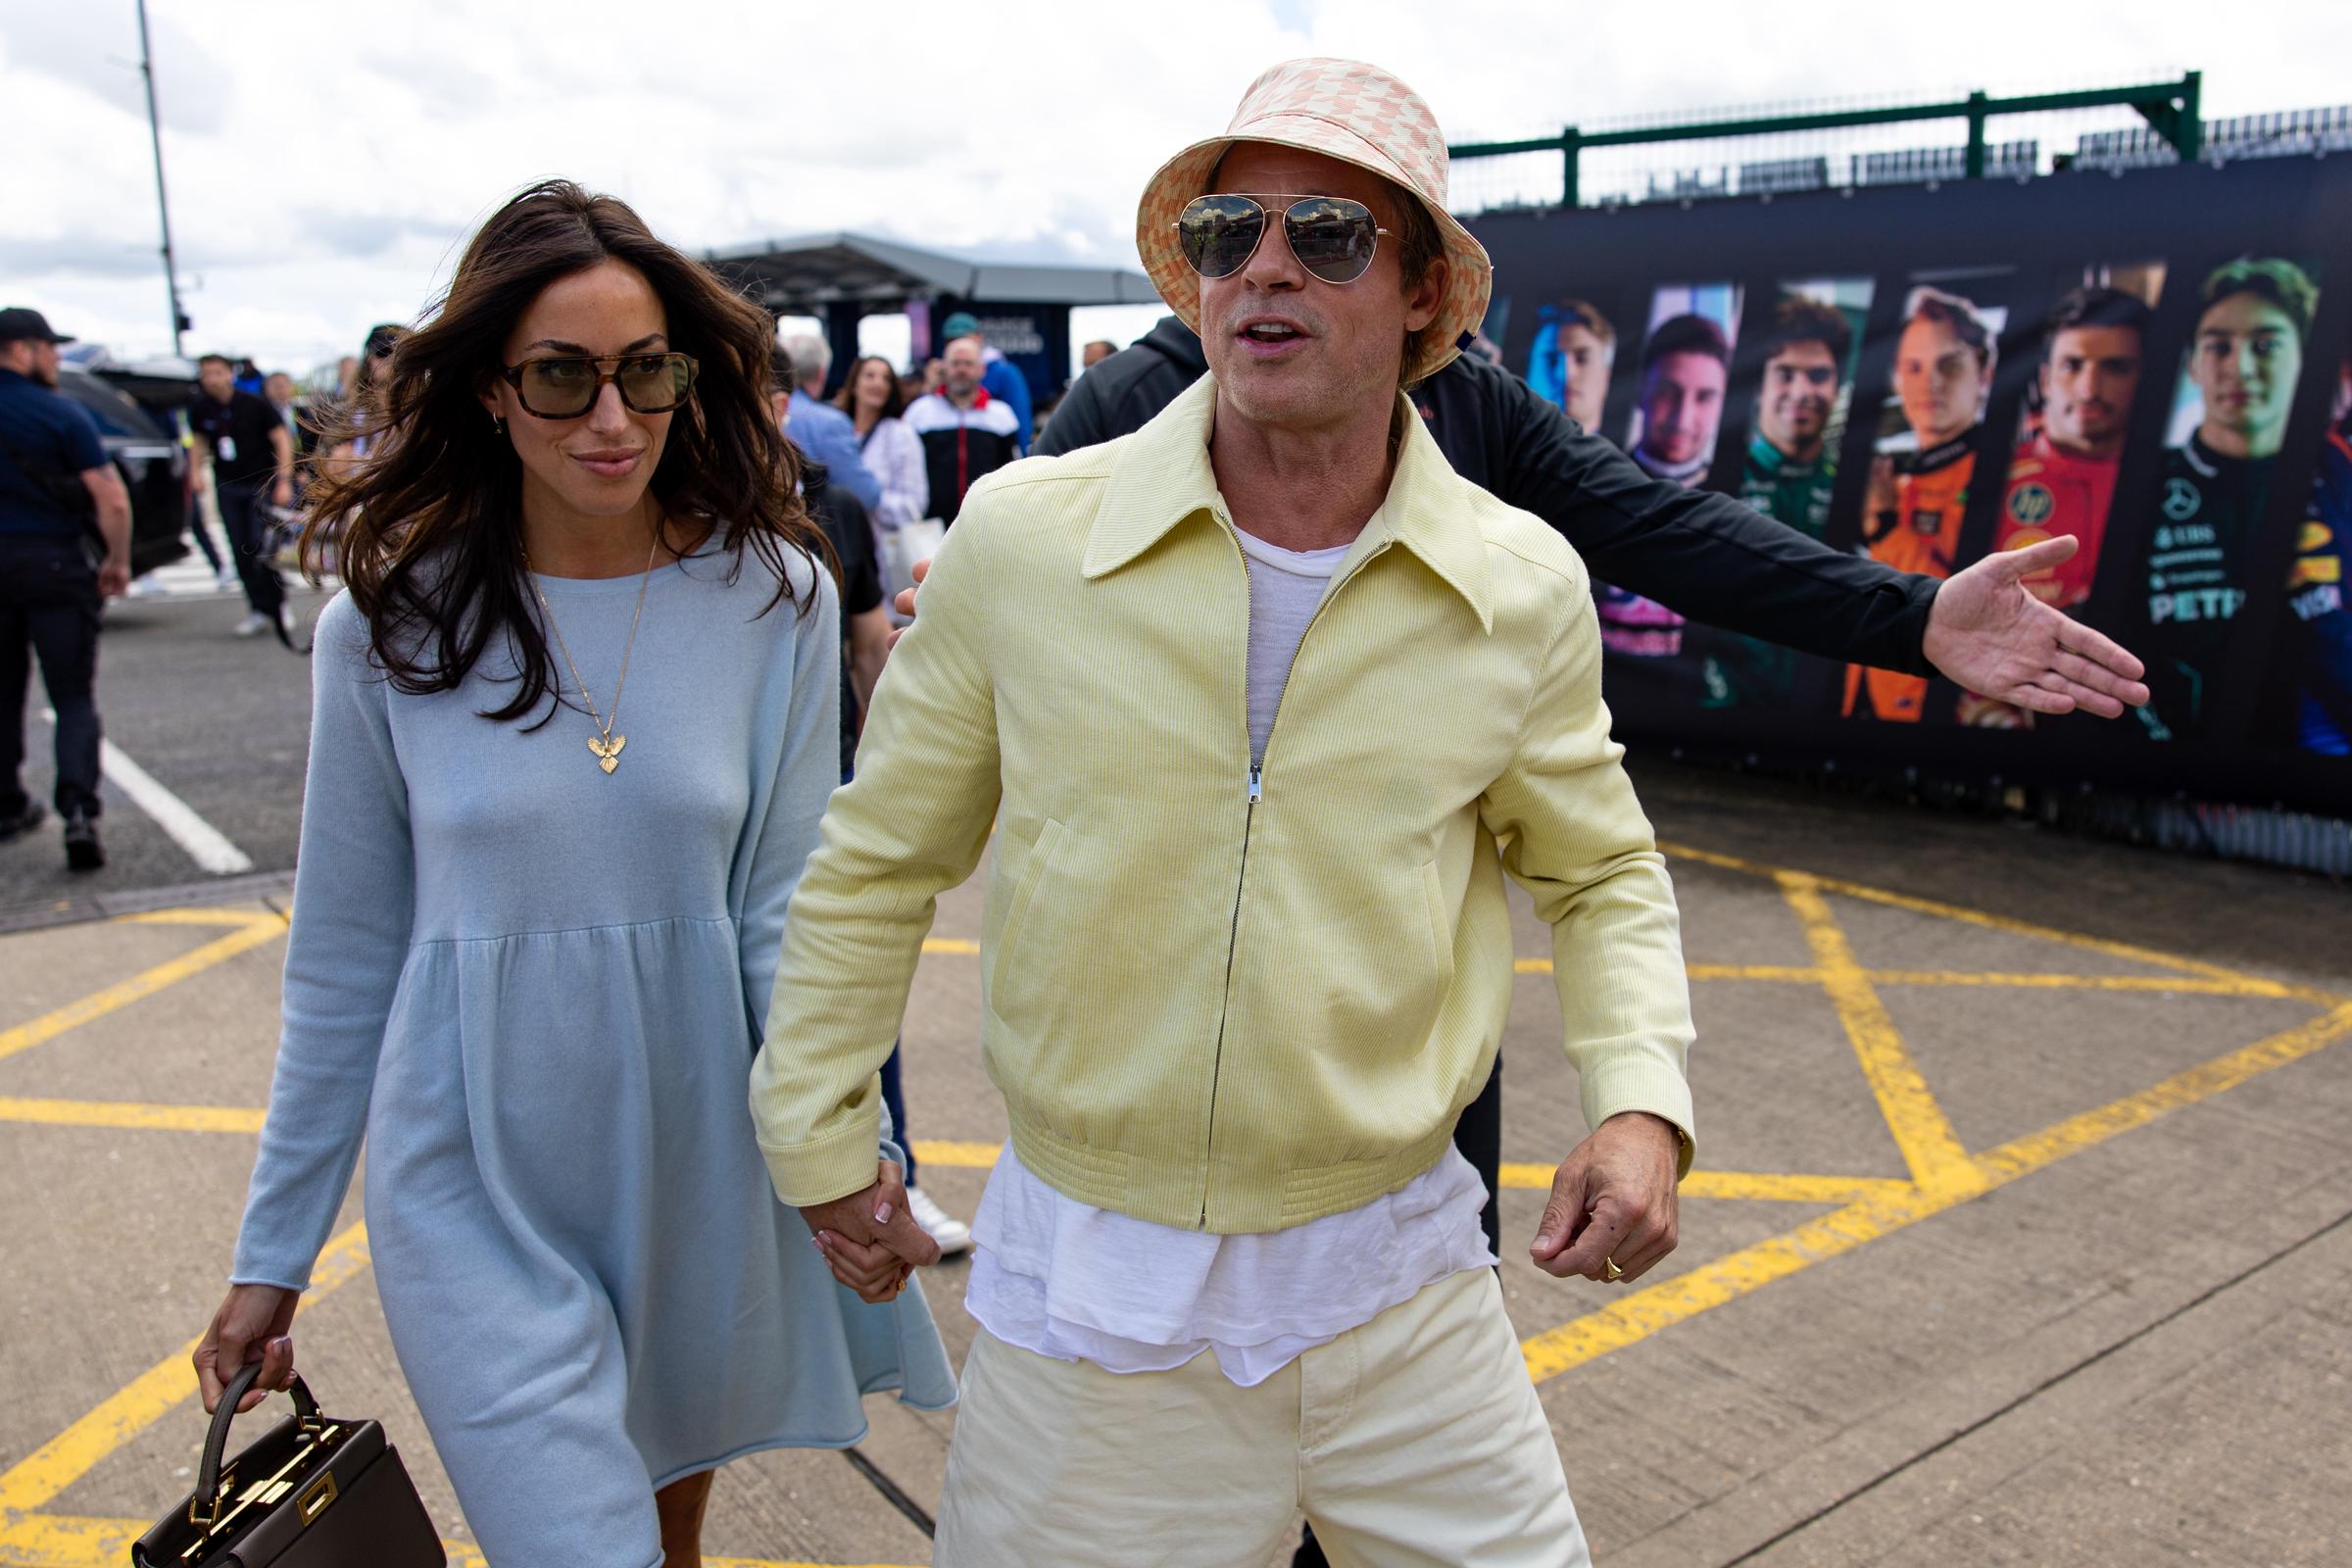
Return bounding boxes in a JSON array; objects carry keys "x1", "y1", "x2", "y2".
[{"x1": 191, "y1": 1360, "x2": 321, "y2": 1529}]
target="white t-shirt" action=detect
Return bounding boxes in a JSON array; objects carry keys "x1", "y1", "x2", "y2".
[{"x1": 960, "y1": 512, "x2": 1496, "y2": 1387}]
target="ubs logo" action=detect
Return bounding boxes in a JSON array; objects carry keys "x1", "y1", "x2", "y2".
[
  {"x1": 2007, "y1": 481, "x2": 2056, "y2": 526},
  {"x1": 2162, "y1": 477, "x2": 2201, "y2": 522}
]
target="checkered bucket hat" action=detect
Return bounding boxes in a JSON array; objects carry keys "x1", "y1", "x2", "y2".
[{"x1": 1136, "y1": 58, "x2": 1493, "y2": 385}]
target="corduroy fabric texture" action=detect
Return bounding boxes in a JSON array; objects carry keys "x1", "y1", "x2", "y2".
[
  {"x1": 753, "y1": 373, "x2": 1695, "y2": 1234},
  {"x1": 1135, "y1": 57, "x2": 1494, "y2": 386}
]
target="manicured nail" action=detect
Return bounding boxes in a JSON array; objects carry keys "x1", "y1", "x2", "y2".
[{"x1": 874, "y1": 1201, "x2": 895, "y2": 1225}]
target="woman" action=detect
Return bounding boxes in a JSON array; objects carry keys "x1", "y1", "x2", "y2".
[
  {"x1": 192, "y1": 180, "x2": 954, "y2": 1568},
  {"x1": 831, "y1": 354, "x2": 927, "y2": 528}
]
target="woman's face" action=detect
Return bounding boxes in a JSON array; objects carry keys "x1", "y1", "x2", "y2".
[
  {"x1": 482, "y1": 259, "x2": 674, "y2": 521},
  {"x1": 855, "y1": 358, "x2": 893, "y2": 410}
]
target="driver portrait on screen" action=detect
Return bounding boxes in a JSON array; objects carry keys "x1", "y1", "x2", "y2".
[
  {"x1": 1998, "y1": 285, "x2": 2151, "y2": 609},
  {"x1": 2137, "y1": 256, "x2": 2318, "y2": 740},
  {"x1": 1740, "y1": 296, "x2": 1851, "y2": 539},
  {"x1": 1630, "y1": 314, "x2": 1731, "y2": 486},
  {"x1": 1533, "y1": 298, "x2": 1616, "y2": 434},
  {"x1": 1846, "y1": 285, "x2": 1994, "y2": 721}
]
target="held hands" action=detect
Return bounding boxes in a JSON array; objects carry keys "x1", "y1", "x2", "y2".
[
  {"x1": 194, "y1": 1283, "x2": 300, "y2": 1414},
  {"x1": 798, "y1": 1159, "x2": 941, "y2": 1303},
  {"x1": 1531, "y1": 1111, "x2": 1682, "y2": 1285},
  {"x1": 1923, "y1": 535, "x2": 2151, "y2": 718}
]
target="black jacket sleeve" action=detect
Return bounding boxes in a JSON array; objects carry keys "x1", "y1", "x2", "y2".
[
  {"x1": 1035, "y1": 365, "x2": 1115, "y2": 458},
  {"x1": 1480, "y1": 361, "x2": 1940, "y2": 675}
]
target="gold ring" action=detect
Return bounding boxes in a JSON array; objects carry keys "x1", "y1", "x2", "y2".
[{"x1": 1602, "y1": 1255, "x2": 1625, "y2": 1282}]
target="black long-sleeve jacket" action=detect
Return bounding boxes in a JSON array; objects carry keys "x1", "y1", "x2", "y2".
[{"x1": 1040, "y1": 317, "x2": 1936, "y2": 674}]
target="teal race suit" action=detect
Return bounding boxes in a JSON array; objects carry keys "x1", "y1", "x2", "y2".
[{"x1": 1702, "y1": 433, "x2": 1839, "y2": 708}]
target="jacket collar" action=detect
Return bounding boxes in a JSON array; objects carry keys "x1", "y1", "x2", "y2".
[{"x1": 1083, "y1": 373, "x2": 1492, "y2": 632}]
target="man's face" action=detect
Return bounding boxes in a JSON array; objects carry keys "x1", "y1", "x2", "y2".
[
  {"x1": 198, "y1": 360, "x2": 235, "y2": 402},
  {"x1": 1757, "y1": 340, "x2": 1839, "y2": 455},
  {"x1": 1636, "y1": 351, "x2": 1727, "y2": 466},
  {"x1": 265, "y1": 372, "x2": 294, "y2": 408},
  {"x1": 1196, "y1": 143, "x2": 1444, "y2": 436},
  {"x1": 2191, "y1": 292, "x2": 2302, "y2": 456},
  {"x1": 4, "y1": 339, "x2": 62, "y2": 387},
  {"x1": 943, "y1": 340, "x2": 984, "y2": 398},
  {"x1": 1558, "y1": 322, "x2": 1611, "y2": 432},
  {"x1": 2039, "y1": 323, "x2": 2141, "y2": 459},
  {"x1": 1894, "y1": 316, "x2": 1984, "y2": 447}
]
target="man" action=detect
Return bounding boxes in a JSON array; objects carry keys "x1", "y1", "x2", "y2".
[
  {"x1": 1741, "y1": 296, "x2": 1851, "y2": 539},
  {"x1": 758, "y1": 60, "x2": 1691, "y2": 1563},
  {"x1": 2136, "y1": 257, "x2": 2319, "y2": 740},
  {"x1": 1038, "y1": 200, "x2": 2143, "y2": 1301},
  {"x1": 1631, "y1": 314, "x2": 1731, "y2": 485},
  {"x1": 186, "y1": 353, "x2": 296, "y2": 641},
  {"x1": 904, "y1": 336, "x2": 1021, "y2": 525},
  {"x1": 1997, "y1": 286, "x2": 2152, "y2": 610},
  {"x1": 1845, "y1": 285, "x2": 1995, "y2": 721},
  {"x1": 1080, "y1": 338, "x2": 1119, "y2": 369},
  {"x1": 777, "y1": 333, "x2": 884, "y2": 515},
  {"x1": 1530, "y1": 298, "x2": 1615, "y2": 433},
  {"x1": 0, "y1": 308, "x2": 129, "y2": 870},
  {"x1": 937, "y1": 310, "x2": 1035, "y2": 453}
]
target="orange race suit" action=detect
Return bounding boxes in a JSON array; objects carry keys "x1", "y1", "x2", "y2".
[{"x1": 1844, "y1": 435, "x2": 1974, "y2": 721}]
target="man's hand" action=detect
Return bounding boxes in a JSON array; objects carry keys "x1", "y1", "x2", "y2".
[
  {"x1": 885, "y1": 557, "x2": 930, "y2": 652},
  {"x1": 1531, "y1": 1111, "x2": 1681, "y2": 1284},
  {"x1": 98, "y1": 556, "x2": 131, "y2": 598},
  {"x1": 1923, "y1": 536, "x2": 2149, "y2": 717},
  {"x1": 271, "y1": 476, "x2": 295, "y2": 510},
  {"x1": 798, "y1": 1159, "x2": 940, "y2": 1303}
]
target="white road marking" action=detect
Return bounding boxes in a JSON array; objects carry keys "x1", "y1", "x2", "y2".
[{"x1": 40, "y1": 710, "x2": 256, "y2": 875}]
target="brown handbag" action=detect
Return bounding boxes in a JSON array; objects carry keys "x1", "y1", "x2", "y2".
[{"x1": 131, "y1": 1360, "x2": 444, "y2": 1567}]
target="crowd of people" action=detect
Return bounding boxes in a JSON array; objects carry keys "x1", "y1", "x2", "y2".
[{"x1": 7, "y1": 53, "x2": 2161, "y2": 1568}]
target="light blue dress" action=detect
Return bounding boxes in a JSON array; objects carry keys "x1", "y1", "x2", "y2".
[{"x1": 230, "y1": 545, "x2": 955, "y2": 1568}]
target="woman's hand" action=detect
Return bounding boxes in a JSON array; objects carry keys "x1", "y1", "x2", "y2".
[
  {"x1": 799, "y1": 1159, "x2": 940, "y2": 1303},
  {"x1": 194, "y1": 1284, "x2": 300, "y2": 1414}
]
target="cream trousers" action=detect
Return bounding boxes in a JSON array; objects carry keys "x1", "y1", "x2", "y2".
[{"x1": 933, "y1": 1265, "x2": 1590, "y2": 1567}]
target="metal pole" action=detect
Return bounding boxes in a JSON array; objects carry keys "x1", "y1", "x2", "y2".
[
  {"x1": 1964, "y1": 90, "x2": 1987, "y2": 178},
  {"x1": 135, "y1": 0, "x2": 187, "y2": 356},
  {"x1": 2177, "y1": 70, "x2": 2204, "y2": 164},
  {"x1": 1562, "y1": 126, "x2": 1581, "y2": 209}
]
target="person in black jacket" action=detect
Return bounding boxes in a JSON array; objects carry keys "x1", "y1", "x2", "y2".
[{"x1": 1034, "y1": 312, "x2": 2148, "y2": 1257}]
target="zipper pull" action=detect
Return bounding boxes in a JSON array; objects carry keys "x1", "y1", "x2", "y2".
[{"x1": 1248, "y1": 763, "x2": 1263, "y2": 804}]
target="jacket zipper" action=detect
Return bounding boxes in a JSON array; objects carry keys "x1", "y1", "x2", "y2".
[{"x1": 1197, "y1": 520, "x2": 1390, "y2": 1226}]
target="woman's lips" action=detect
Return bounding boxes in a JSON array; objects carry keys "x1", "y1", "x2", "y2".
[{"x1": 570, "y1": 450, "x2": 642, "y2": 479}]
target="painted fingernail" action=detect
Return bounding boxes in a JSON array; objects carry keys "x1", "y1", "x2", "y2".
[{"x1": 874, "y1": 1201, "x2": 895, "y2": 1224}]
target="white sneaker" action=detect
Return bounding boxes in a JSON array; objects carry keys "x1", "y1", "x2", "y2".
[
  {"x1": 216, "y1": 567, "x2": 242, "y2": 590},
  {"x1": 906, "y1": 1186, "x2": 971, "y2": 1255},
  {"x1": 232, "y1": 611, "x2": 270, "y2": 637}
]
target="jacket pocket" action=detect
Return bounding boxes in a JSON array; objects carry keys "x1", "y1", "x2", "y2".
[{"x1": 987, "y1": 817, "x2": 1066, "y2": 1020}]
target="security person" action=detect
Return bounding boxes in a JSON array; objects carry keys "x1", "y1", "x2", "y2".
[{"x1": 0, "y1": 308, "x2": 129, "y2": 870}]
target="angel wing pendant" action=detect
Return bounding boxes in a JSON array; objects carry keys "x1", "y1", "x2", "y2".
[{"x1": 587, "y1": 734, "x2": 626, "y2": 774}]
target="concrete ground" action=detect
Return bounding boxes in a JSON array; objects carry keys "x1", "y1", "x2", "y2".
[{"x1": 2, "y1": 594, "x2": 2349, "y2": 1565}]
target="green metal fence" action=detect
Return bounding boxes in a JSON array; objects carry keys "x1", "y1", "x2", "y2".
[{"x1": 1449, "y1": 73, "x2": 2204, "y2": 212}]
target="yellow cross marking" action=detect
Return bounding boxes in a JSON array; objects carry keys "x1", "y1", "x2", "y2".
[{"x1": 2, "y1": 853, "x2": 2346, "y2": 1567}]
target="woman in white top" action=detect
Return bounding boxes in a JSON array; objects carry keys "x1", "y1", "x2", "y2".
[{"x1": 833, "y1": 354, "x2": 927, "y2": 525}]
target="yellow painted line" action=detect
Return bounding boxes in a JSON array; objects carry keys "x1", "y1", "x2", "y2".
[
  {"x1": 910, "y1": 1138, "x2": 1002, "y2": 1167},
  {"x1": 119, "y1": 907, "x2": 279, "y2": 929},
  {"x1": 1520, "y1": 1000, "x2": 2352, "y2": 1383},
  {"x1": 0, "y1": 911, "x2": 286, "y2": 1066},
  {"x1": 1864, "y1": 969, "x2": 2300, "y2": 998},
  {"x1": 1498, "y1": 1162, "x2": 1910, "y2": 1204},
  {"x1": 920, "y1": 938, "x2": 978, "y2": 955},
  {"x1": 1516, "y1": 957, "x2": 1821, "y2": 982},
  {"x1": 1659, "y1": 839, "x2": 2343, "y2": 1004},
  {"x1": 0, "y1": 1516, "x2": 919, "y2": 1568},
  {"x1": 1778, "y1": 873, "x2": 1982, "y2": 1199},
  {"x1": 0, "y1": 1098, "x2": 264, "y2": 1134},
  {"x1": 0, "y1": 1223, "x2": 371, "y2": 1516}
]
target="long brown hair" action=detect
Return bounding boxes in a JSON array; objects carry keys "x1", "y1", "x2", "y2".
[
  {"x1": 830, "y1": 354, "x2": 906, "y2": 421},
  {"x1": 303, "y1": 179, "x2": 819, "y2": 726}
]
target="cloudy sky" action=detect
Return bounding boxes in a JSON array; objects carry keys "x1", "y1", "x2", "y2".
[{"x1": 8, "y1": 0, "x2": 2350, "y2": 374}]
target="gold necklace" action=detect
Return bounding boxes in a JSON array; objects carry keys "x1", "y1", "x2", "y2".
[{"x1": 522, "y1": 529, "x2": 661, "y2": 775}]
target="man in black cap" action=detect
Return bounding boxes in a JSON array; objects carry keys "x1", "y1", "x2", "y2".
[{"x1": 0, "y1": 308, "x2": 130, "y2": 870}]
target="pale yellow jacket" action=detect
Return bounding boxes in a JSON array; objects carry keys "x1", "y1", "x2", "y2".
[{"x1": 753, "y1": 374, "x2": 1695, "y2": 1233}]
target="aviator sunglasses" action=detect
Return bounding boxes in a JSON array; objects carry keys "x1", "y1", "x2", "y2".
[
  {"x1": 1174, "y1": 193, "x2": 1393, "y2": 285},
  {"x1": 497, "y1": 351, "x2": 700, "y2": 419}
]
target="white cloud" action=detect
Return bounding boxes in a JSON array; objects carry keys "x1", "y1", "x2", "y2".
[{"x1": 7, "y1": 0, "x2": 2350, "y2": 369}]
